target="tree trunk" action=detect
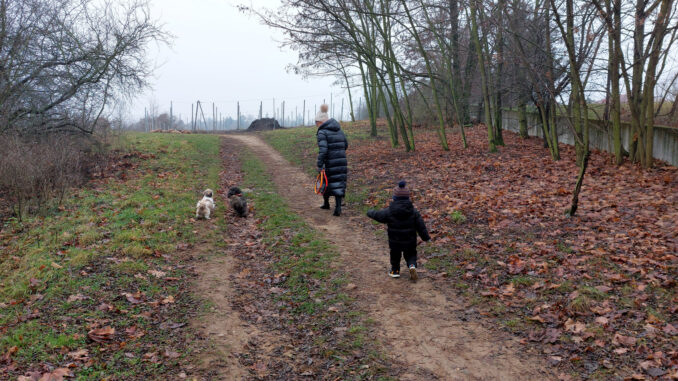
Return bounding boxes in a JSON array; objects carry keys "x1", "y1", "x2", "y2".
[
  {"x1": 358, "y1": 57, "x2": 377, "y2": 137},
  {"x1": 470, "y1": 0, "x2": 496, "y2": 152},
  {"x1": 493, "y1": 0, "x2": 506, "y2": 146},
  {"x1": 450, "y1": 0, "x2": 463, "y2": 125},
  {"x1": 549, "y1": 100, "x2": 560, "y2": 160},
  {"x1": 568, "y1": 150, "x2": 590, "y2": 216},
  {"x1": 378, "y1": 84, "x2": 398, "y2": 147},
  {"x1": 544, "y1": 2, "x2": 559, "y2": 161},
  {"x1": 608, "y1": 0, "x2": 623, "y2": 164},
  {"x1": 518, "y1": 100, "x2": 528, "y2": 138}
]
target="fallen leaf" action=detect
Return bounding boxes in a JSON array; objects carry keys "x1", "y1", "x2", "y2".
[
  {"x1": 67, "y1": 294, "x2": 87, "y2": 303},
  {"x1": 543, "y1": 328, "x2": 561, "y2": 344},
  {"x1": 67, "y1": 348, "x2": 89, "y2": 361},
  {"x1": 612, "y1": 333, "x2": 637, "y2": 346},
  {"x1": 123, "y1": 292, "x2": 144, "y2": 304},
  {"x1": 125, "y1": 326, "x2": 145, "y2": 339},
  {"x1": 663, "y1": 324, "x2": 677, "y2": 335},
  {"x1": 594, "y1": 285, "x2": 612, "y2": 293},
  {"x1": 37, "y1": 368, "x2": 72, "y2": 381},
  {"x1": 148, "y1": 270, "x2": 166, "y2": 278},
  {"x1": 163, "y1": 349, "x2": 180, "y2": 359},
  {"x1": 646, "y1": 368, "x2": 666, "y2": 378},
  {"x1": 1, "y1": 346, "x2": 18, "y2": 363},
  {"x1": 565, "y1": 318, "x2": 586, "y2": 333},
  {"x1": 594, "y1": 316, "x2": 609, "y2": 325},
  {"x1": 88, "y1": 326, "x2": 115, "y2": 342}
]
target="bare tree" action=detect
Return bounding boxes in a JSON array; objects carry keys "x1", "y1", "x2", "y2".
[{"x1": 0, "y1": 0, "x2": 169, "y2": 136}]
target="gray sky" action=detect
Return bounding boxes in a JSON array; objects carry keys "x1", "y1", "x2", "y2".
[{"x1": 130, "y1": 0, "x2": 347, "y2": 124}]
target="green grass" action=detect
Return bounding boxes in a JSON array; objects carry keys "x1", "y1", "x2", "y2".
[
  {"x1": 239, "y1": 147, "x2": 390, "y2": 379},
  {"x1": 262, "y1": 121, "x2": 377, "y2": 177},
  {"x1": 260, "y1": 126, "x2": 318, "y2": 178},
  {"x1": 448, "y1": 209, "x2": 466, "y2": 224},
  {"x1": 0, "y1": 132, "x2": 221, "y2": 379},
  {"x1": 510, "y1": 275, "x2": 536, "y2": 287}
]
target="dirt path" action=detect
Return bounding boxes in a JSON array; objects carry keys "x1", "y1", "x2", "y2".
[
  {"x1": 191, "y1": 142, "x2": 286, "y2": 380},
  {"x1": 193, "y1": 244, "x2": 253, "y2": 380},
  {"x1": 227, "y1": 134, "x2": 554, "y2": 380}
]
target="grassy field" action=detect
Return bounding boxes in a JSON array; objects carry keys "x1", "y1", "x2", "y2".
[{"x1": 0, "y1": 133, "x2": 221, "y2": 379}]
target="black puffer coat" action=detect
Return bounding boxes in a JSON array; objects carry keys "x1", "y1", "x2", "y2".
[
  {"x1": 367, "y1": 199, "x2": 431, "y2": 248},
  {"x1": 316, "y1": 119, "x2": 348, "y2": 197}
]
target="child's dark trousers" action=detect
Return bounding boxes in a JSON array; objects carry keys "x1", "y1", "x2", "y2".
[{"x1": 390, "y1": 245, "x2": 417, "y2": 272}]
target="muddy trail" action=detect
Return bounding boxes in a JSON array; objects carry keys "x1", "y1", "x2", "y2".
[{"x1": 225, "y1": 134, "x2": 554, "y2": 380}]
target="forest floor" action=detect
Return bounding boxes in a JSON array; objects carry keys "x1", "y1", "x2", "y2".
[{"x1": 0, "y1": 123, "x2": 675, "y2": 380}]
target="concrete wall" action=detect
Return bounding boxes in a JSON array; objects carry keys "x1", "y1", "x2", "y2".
[{"x1": 476, "y1": 106, "x2": 678, "y2": 166}]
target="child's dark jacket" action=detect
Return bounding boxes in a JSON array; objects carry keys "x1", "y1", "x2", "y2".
[{"x1": 367, "y1": 199, "x2": 430, "y2": 248}]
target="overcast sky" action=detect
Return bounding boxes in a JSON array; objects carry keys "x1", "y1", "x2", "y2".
[{"x1": 129, "y1": 0, "x2": 346, "y2": 124}]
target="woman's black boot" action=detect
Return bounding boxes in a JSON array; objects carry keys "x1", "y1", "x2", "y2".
[
  {"x1": 333, "y1": 196, "x2": 342, "y2": 216},
  {"x1": 320, "y1": 195, "x2": 330, "y2": 209}
]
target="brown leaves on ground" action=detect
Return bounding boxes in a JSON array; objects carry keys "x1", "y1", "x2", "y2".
[
  {"x1": 341, "y1": 123, "x2": 677, "y2": 379},
  {"x1": 18, "y1": 368, "x2": 73, "y2": 381}
]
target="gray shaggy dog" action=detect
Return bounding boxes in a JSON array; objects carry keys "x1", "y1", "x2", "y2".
[{"x1": 227, "y1": 186, "x2": 247, "y2": 217}]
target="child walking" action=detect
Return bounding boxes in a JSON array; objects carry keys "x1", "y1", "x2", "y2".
[{"x1": 367, "y1": 181, "x2": 430, "y2": 281}]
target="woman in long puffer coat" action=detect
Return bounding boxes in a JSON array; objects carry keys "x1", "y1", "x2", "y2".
[{"x1": 315, "y1": 104, "x2": 348, "y2": 216}]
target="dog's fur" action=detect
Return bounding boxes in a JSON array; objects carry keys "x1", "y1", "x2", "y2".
[
  {"x1": 227, "y1": 186, "x2": 247, "y2": 217},
  {"x1": 196, "y1": 189, "x2": 216, "y2": 219}
]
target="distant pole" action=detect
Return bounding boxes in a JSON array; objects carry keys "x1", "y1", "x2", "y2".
[
  {"x1": 237, "y1": 102, "x2": 240, "y2": 130},
  {"x1": 169, "y1": 101, "x2": 173, "y2": 130},
  {"x1": 212, "y1": 103, "x2": 216, "y2": 132},
  {"x1": 340, "y1": 98, "x2": 344, "y2": 122},
  {"x1": 259, "y1": 101, "x2": 263, "y2": 119},
  {"x1": 197, "y1": 101, "x2": 208, "y2": 130},
  {"x1": 302, "y1": 100, "x2": 306, "y2": 126}
]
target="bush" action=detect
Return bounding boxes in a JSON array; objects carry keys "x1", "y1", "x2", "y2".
[{"x1": 0, "y1": 133, "x2": 109, "y2": 220}]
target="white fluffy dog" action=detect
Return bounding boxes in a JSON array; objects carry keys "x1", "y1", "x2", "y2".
[{"x1": 195, "y1": 189, "x2": 216, "y2": 219}]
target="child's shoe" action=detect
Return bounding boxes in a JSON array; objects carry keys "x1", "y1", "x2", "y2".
[
  {"x1": 388, "y1": 269, "x2": 400, "y2": 278},
  {"x1": 409, "y1": 265, "x2": 418, "y2": 282}
]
